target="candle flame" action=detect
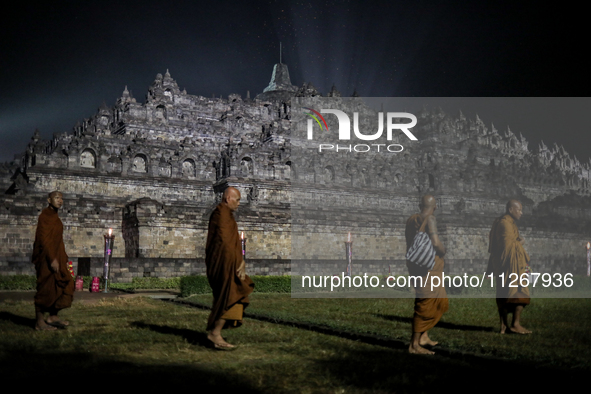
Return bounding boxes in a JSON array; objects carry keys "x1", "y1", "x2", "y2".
[
  {"x1": 587, "y1": 242, "x2": 590, "y2": 250},
  {"x1": 241, "y1": 231, "x2": 244, "y2": 240},
  {"x1": 108, "y1": 228, "x2": 112, "y2": 236}
]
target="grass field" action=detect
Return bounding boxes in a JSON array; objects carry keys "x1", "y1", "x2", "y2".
[
  {"x1": 1, "y1": 294, "x2": 589, "y2": 392},
  {"x1": 187, "y1": 294, "x2": 591, "y2": 367}
]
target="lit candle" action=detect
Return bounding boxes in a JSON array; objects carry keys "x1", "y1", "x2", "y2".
[
  {"x1": 345, "y1": 232, "x2": 352, "y2": 276},
  {"x1": 103, "y1": 228, "x2": 115, "y2": 293},
  {"x1": 241, "y1": 231, "x2": 246, "y2": 257},
  {"x1": 587, "y1": 242, "x2": 590, "y2": 277}
]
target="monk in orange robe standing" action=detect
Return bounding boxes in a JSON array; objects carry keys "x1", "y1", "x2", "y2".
[
  {"x1": 405, "y1": 195, "x2": 449, "y2": 355},
  {"x1": 206, "y1": 186, "x2": 254, "y2": 349},
  {"x1": 32, "y1": 191, "x2": 74, "y2": 330},
  {"x1": 487, "y1": 199, "x2": 531, "y2": 334}
]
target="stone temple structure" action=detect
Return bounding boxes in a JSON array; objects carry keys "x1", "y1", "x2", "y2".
[{"x1": 1, "y1": 65, "x2": 590, "y2": 281}]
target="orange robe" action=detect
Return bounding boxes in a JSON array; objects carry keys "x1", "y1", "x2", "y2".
[
  {"x1": 32, "y1": 207, "x2": 74, "y2": 310},
  {"x1": 205, "y1": 203, "x2": 254, "y2": 331},
  {"x1": 487, "y1": 214, "x2": 530, "y2": 307},
  {"x1": 405, "y1": 214, "x2": 449, "y2": 333}
]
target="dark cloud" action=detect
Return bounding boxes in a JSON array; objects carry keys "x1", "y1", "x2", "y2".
[{"x1": 1, "y1": 1, "x2": 588, "y2": 162}]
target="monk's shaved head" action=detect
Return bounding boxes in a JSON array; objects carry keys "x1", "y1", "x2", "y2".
[
  {"x1": 48, "y1": 191, "x2": 62, "y2": 198},
  {"x1": 418, "y1": 194, "x2": 437, "y2": 215},
  {"x1": 419, "y1": 195, "x2": 436, "y2": 210},
  {"x1": 506, "y1": 199, "x2": 521, "y2": 213},
  {"x1": 506, "y1": 199, "x2": 523, "y2": 221},
  {"x1": 223, "y1": 187, "x2": 240, "y2": 200},
  {"x1": 222, "y1": 187, "x2": 241, "y2": 211},
  {"x1": 47, "y1": 191, "x2": 63, "y2": 210}
]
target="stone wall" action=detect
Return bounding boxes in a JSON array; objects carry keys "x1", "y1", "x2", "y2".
[
  {"x1": 0, "y1": 256, "x2": 291, "y2": 282},
  {"x1": 1, "y1": 69, "x2": 591, "y2": 281}
]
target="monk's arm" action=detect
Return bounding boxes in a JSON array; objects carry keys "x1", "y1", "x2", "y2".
[
  {"x1": 217, "y1": 208, "x2": 240, "y2": 266},
  {"x1": 36, "y1": 215, "x2": 60, "y2": 272},
  {"x1": 236, "y1": 259, "x2": 246, "y2": 280},
  {"x1": 499, "y1": 220, "x2": 519, "y2": 251},
  {"x1": 498, "y1": 220, "x2": 530, "y2": 265},
  {"x1": 218, "y1": 209, "x2": 246, "y2": 278},
  {"x1": 426, "y1": 216, "x2": 446, "y2": 257}
]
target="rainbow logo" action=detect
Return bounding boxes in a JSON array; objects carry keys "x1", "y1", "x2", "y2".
[{"x1": 303, "y1": 107, "x2": 329, "y2": 132}]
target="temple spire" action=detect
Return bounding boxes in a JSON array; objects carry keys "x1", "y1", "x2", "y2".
[{"x1": 256, "y1": 61, "x2": 298, "y2": 101}]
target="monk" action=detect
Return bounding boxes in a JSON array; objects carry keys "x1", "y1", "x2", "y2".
[
  {"x1": 487, "y1": 199, "x2": 531, "y2": 334},
  {"x1": 205, "y1": 186, "x2": 254, "y2": 349},
  {"x1": 405, "y1": 195, "x2": 449, "y2": 355},
  {"x1": 32, "y1": 191, "x2": 74, "y2": 330}
]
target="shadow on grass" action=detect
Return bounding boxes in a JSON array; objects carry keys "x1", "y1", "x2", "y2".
[
  {"x1": 131, "y1": 321, "x2": 213, "y2": 348},
  {"x1": 375, "y1": 313, "x2": 495, "y2": 332},
  {"x1": 315, "y1": 347, "x2": 587, "y2": 392},
  {"x1": 0, "y1": 345, "x2": 262, "y2": 391},
  {"x1": 244, "y1": 311, "x2": 411, "y2": 351},
  {"x1": 0, "y1": 312, "x2": 35, "y2": 329}
]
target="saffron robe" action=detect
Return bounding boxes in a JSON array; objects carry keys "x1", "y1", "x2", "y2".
[
  {"x1": 32, "y1": 207, "x2": 74, "y2": 310},
  {"x1": 205, "y1": 203, "x2": 254, "y2": 331},
  {"x1": 405, "y1": 214, "x2": 449, "y2": 333},
  {"x1": 487, "y1": 214, "x2": 530, "y2": 307}
]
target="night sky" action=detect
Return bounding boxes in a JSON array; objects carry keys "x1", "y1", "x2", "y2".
[{"x1": 1, "y1": 1, "x2": 588, "y2": 164}]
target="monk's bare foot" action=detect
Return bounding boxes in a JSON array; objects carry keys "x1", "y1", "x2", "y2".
[
  {"x1": 47, "y1": 317, "x2": 69, "y2": 326},
  {"x1": 408, "y1": 343, "x2": 435, "y2": 355},
  {"x1": 35, "y1": 321, "x2": 57, "y2": 331},
  {"x1": 509, "y1": 324, "x2": 531, "y2": 334},
  {"x1": 207, "y1": 333, "x2": 235, "y2": 349},
  {"x1": 420, "y1": 338, "x2": 438, "y2": 346},
  {"x1": 213, "y1": 342, "x2": 237, "y2": 350},
  {"x1": 419, "y1": 333, "x2": 438, "y2": 347},
  {"x1": 499, "y1": 323, "x2": 507, "y2": 334}
]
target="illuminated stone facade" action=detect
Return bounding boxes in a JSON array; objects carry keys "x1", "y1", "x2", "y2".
[{"x1": 1, "y1": 66, "x2": 590, "y2": 280}]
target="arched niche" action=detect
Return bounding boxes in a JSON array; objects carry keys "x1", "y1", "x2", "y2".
[
  {"x1": 80, "y1": 149, "x2": 96, "y2": 168},
  {"x1": 182, "y1": 159, "x2": 196, "y2": 178},
  {"x1": 133, "y1": 154, "x2": 147, "y2": 173},
  {"x1": 154, "y1": 105, "x2": 167, "y2": 120},
  {"x1": 240, "y1": 157, "x2": 253, "y2": 176},
  {"x1": 159, "y1": 163, "x2": 172, "y2": 177}
]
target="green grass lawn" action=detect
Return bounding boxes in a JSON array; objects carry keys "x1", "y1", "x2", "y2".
[
  {"x1": 1, "y1": 294, "x2": 588, "y2": 392},
  {"x1": 188, "y1": 294, "x2": 591, "y2": 369}
]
